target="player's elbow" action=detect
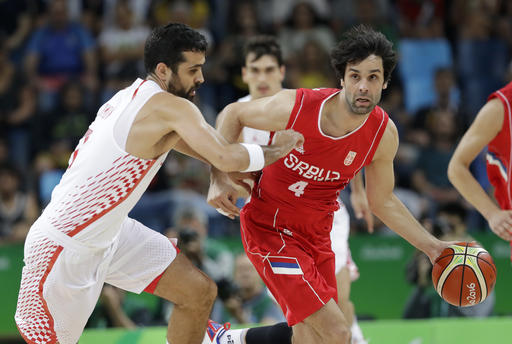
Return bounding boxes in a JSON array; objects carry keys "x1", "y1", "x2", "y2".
[{"x1": 447, "y1": 157, "x2": 465, "y2": 185}]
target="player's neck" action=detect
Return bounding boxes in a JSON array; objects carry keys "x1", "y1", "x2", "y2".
[
  {"x1": 146, "y1": 74, "x2": 168, "y2": 92},
  {"x1": 320, "y1": 92, "x2": 369, "y2": 137}
]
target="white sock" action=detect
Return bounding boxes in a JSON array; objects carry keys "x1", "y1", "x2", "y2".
[
  {"x1": 218, "y1": 328, "x2": 245, "y2": 344},
  {"x1": 351, "y1": 317, "x2": 366, "y2": 343}
]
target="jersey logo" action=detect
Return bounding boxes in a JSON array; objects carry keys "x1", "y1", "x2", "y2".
[
  {"x1": 344, "y1": 151, "x2": 357, "y2": 166},
  {"x1": 295, "y1": 145, "x2": 305, "y2": 154}
]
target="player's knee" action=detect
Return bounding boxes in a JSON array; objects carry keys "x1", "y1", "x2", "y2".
[
  {"x1": 186, "y1": 272, "x2": 217, "y2": 311},
  {"x1": 318, "y1": 324, "x2": 350, "y2": 344}
]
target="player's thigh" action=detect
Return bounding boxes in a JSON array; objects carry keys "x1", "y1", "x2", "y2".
[
  {"x1": 331, "y1": 207, "x2": 350, "y2": 275},
  {"x1": 106, "y1": 218, "x2": 215, "y2": 306},
  {"x1": 336, "y1": 266, "x2": 351, "y2": 305},
  {"x1": 105, "y1": 217, "x2": 177, "y2": 294},
  {"x1": 43, "y1": 248, "x2": 107, "y2": 343}
]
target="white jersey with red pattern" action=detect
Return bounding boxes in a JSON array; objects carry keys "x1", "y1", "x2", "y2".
[
  {"x1": 40, "y1": 78, "x2": 167, "y2": 246},
  {"x1": 238, "y1": 94, "x2": 271, "y2": 145},
  {"x1": 251, "y1": 88, "x2": 389, "y2": 221}
]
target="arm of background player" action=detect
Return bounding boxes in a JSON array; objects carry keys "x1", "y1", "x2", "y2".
[
  {"x1": 447, "y1": 98, "x2": 512, "y2": 241},
  {"x1": 365, "y1": 120, "x2": 446, "y2": 263},
  {"x1": 349, "y1": 171, "x2": 374, "y2": 233}
]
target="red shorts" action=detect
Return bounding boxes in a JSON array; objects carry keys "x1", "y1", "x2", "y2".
[{"x1": 240, "y1": 201, "x2": 337, "y2": 326}]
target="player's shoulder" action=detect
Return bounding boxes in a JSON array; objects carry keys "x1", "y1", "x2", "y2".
[{"x1": 302, "y1": 87, "x2": 340, "y2": 97}]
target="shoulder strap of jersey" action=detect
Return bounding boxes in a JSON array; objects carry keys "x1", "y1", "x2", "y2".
[{"x1": 285, "y1": 89, "x2": 305, "y2": 129}]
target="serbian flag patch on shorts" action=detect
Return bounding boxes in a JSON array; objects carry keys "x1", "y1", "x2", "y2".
[{"x1": 268, "y1": 256, "x2": 303, "y2": 275}]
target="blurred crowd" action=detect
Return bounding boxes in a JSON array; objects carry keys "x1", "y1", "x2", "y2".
[{"x1": 1, "y1": 0, "x2": 512, "y2": 328}]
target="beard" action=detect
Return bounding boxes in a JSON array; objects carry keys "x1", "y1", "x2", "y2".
[
  {"x1": 167, "y1": 78, "x2": 201, "y2": 101},
  {"x1": 346, "y1": 94, "x2": 379, "y2": 115}
]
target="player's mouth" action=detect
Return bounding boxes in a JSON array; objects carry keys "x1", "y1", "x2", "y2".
[
  {"x1": 257, "y1": 85, "x2": 270, "y2": 94},
  {"x1": 356, "y1": 97, "x2": 370, "y2": 105}
]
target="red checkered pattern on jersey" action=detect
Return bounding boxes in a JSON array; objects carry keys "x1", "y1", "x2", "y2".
[
  {"x1": 16, "y1": 154, "x2": 155, "y2": 343},
  {"x1": 47, "y1": 154, "x2": 154, "y2": 236},
  {"x1": 15, "y1": 234, "x2": 61, "y2": 344}
]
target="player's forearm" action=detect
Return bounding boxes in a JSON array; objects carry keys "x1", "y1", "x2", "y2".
[
  {"x1": 370, "y1": 193, "x2": 439, "y2": 254},
  {"x1": 216, "y1": 103, "x2": 244, "y2": 143},
  {"x1": 448, "y1": 160, "x2": 500, "y2": 220}
]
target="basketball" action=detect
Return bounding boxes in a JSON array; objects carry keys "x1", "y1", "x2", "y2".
[{"x1": 432, "y1": 242, "x2": 496, "y2": 307}]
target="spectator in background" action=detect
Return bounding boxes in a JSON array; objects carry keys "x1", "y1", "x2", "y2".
[
  {"x1": 411, "y1": 110, "x2": 462, "y2": 216},
  {"x1": 278, "y1": 1, "x2": 335, "y2": 61},
  {"x1": 454, "y1": 1, "x2": 509, "y2": 116},
  {"x1": 98, "y1": 0, "x2": 150, "y2": 102},
  {"x1": 0, "y1": 36, "x2": 37, "y2": 168},
  {"x1": 216, "y1": 253, "x2": 286, "y2": 325},
  {"x1": 0, "y1": 163, "x2": 39, "y2": 244},
  {"x1": 160, "y1": 206, "x2": 235, "y2": 323},
  {"x1": 408, "y1": 67, "x2": 461, "y2": 148},
  {"x1": 287, "y1": 39, "x2": 336, "y2": 89},
  {"x1": 396, "y1": 0, "x2": 445, "y2": 38},
  {"x1": 403, "y1": 216, "x2": 445, "y2": 319},
  {"x1": 23, "y1": 0, "x2": 97, "y2": 113},
  {"x1": 0, "y1": 0, "x2": 34, "y2": 58}
]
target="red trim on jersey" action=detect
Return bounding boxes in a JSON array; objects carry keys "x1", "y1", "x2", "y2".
[
  {"x1": 144, "y1": 270, "x2": 164, "y2": 294},
  {"x1": 67, "y1": 159, "x2": 157, "y2": 237},
  {"x1": 132, "y1": 80, "x2": 147, "y2": 100},
  {"x1": 144, "y1": 238, "x2": 179, "y2": 294},
  {"x1": 17, "y1": 246, "x2": 64, "y2": 344},
  {"x1": 286, "y1": 89, "x2": 306, "y2": 129}
]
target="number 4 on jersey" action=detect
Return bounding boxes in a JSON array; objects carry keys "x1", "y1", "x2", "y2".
[{"x1": 288, "y1": 181, "x2": 308, "y2": 197}]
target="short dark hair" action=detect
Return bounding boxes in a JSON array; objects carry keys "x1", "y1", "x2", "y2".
[
  {"x1": 330, "y1": 25, "x2": 397, "y2": 83},
  {"x1": 144, "y1": 22, "x2": 207, "y2": 74},
  {"x1": 243, "y1": 35, "x2": 283, "y2": 66}
]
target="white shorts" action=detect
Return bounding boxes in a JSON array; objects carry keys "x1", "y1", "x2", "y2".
[
  {"x1": 330, "y1": 205, "x2": 359, "y2": 280},
  {"x1": 15, "y1": 217, "x2": 176, "y2": 344}
]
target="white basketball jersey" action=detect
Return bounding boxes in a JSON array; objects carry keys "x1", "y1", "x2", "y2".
[
  {"x1": 238, "y1": 94, "x2": 271, "y2": 145},
  {"x1": 40, "y1": 78, "x2": 167, "y2": 246}
]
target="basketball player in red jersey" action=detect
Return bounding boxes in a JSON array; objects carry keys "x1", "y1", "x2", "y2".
[
  {"x1": 203, "y1": 36, "x2": 370, "y2": 344},
  {"x1": 448, "y1": 82, "x2": 512, "y2": 249},
  {"x1": 14, "y1": 23, "x2": 302, "y2": 344},
  {"x1": 207, "y1": 25, "x2": 451, "y2": 344}
]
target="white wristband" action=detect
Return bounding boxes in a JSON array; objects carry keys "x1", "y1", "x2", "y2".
[{"x1": 240, "y1": 143, "x2": 265, "y2": 172}]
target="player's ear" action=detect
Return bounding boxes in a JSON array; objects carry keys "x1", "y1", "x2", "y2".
[
  {"x1": 383, "y1": 81, "x2": 388, "y2": 90},
  {"x1": 155, "y1": 62, "x2": 171, "y2": 80},
  {"x1": 242, "y1": 67, "x2": 248, "y2": 83},
  {"x1": 279, "y1": 65, "x2": 286, "y2": 82},
  {"x1": 339, "y1": 78, "x2": 345, "y2": 89}
]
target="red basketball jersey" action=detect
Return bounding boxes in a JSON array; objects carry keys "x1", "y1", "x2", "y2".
[
  {"x1": 251, "y1": 88, "x2": 389, "y2": 219},
  {"x1": 486, "y1": 82, "x2": 512, "y2": 210}
]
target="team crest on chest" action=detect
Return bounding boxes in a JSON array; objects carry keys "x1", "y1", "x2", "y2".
[{"x1": 344, "y1": 151, "x2": 357, "y2": 166}]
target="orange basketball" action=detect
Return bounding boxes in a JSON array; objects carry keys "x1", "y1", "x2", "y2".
[{"x1": 432, "y1": 242, "x2": 496, "y2": 307}]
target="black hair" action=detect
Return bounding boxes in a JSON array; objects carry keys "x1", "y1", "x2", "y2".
[
  {"x1": 144, "y1": 22, "x2": 207, "y2": 74},
  {"x1": 243, "y1": 35, "x2": 284, "y2": 66},
  {"x1": 330, "y1": 24, "x2": 397, "y2": 83}
]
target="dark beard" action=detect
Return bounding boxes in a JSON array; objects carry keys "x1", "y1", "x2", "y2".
[{"x1": 167, "y1": 76, "x2": 201, "y2": 101}]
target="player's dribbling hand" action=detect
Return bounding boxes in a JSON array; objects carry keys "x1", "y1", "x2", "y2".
[
  {"x1": 488, "y1": 209, "x2": 512, "y2": 241},
  {"x1": 207, "y1": 168, "x2": 241, "y2": 219},
  {"x1": 272, "y1": 129, "x2": 305, "y2": 157}
]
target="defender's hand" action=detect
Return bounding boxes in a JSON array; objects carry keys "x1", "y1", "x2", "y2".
[{"x1": 207, "y1": 169, "x2": 241, "y2": 219}]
